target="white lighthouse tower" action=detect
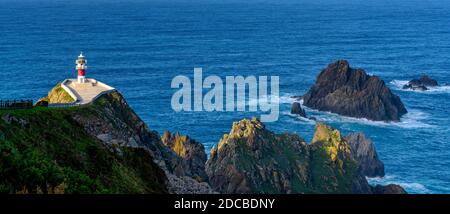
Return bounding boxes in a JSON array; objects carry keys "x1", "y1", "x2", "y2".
[{"x1": 76, "y1": 52, "x2": 87, "y2": 84}]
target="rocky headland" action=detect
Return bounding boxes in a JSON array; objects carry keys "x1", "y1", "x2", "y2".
[
  {"x1": 0, "y1": 92, "x2": 168, "y2": 193},
  {"x1": 301, "y1": 60, "x2": 407, "y2": 122},
  {"x1": 0, "y1": 84, "x2": 214, "y2": 193},
  {"x1": 0, "y1": 82, "x2": 405, "y2": 194}
]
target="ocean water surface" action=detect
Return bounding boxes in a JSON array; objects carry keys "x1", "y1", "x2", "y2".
[{"x1": 1, "y1": 0, "x2": 449, "y2": 193}]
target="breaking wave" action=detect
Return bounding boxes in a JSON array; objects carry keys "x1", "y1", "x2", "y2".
[
  {"x1": 240, "y1": 93, "x2": 296, "y2": 108},
  {"x1": 367, "y1": 175, "x2": 431, "y2": 194},
  {"x1": 288, "y1": 100, "x2": 433, "y2": 129},
  {"x1": 282, "y1": 110, "x2": 317, "y2": 124},
  {"x1": 314, "y1": 109, "x2": 432, "y2": 129},
  {"x1": 390, "y1": 80, "x2": 450, "y2": 93}
]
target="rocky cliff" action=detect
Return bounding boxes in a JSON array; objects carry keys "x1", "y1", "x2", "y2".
[
  {"x1": 0, "y1": 103, "x2": 167, "y2": 193},
  {"x1": 69, "y1": 91, "x2": 214, "y2": 193},
  {"x1": 0, "y1": 87, "x2": 214, "y2": 194},
  {"x1": 302, "y1": 60, "x2": 407, "y2": 121}
]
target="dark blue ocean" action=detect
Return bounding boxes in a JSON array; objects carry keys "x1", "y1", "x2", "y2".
[{"x1": 1, "y1": 0, "x2": 449, "y2": 193}]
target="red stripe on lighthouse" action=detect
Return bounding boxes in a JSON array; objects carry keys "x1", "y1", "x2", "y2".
[{"x1": 78, "y1": 69, "x2": 86, "y2": 76}]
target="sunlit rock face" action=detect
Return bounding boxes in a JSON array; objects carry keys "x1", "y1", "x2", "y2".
[{"x1": 206, "y1": 118, "x2": 374, "y2": 194}]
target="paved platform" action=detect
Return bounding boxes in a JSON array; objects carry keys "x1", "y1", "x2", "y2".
[{"x1": 62, "y1": 79, "x2": 114, "y2": 104}]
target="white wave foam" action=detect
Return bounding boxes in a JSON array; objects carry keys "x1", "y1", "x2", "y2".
[
  {"x1": 282, "y1": 110, "x2": 316, "y2": 124},
  {"x1": 367, "y1": 175, "x2": 431, "y2": 193},
  {"x1": 278, "y1": 94, "x2": 296, "y2": 104},
  {"x1": 390, "y1": 80, "x2": 410, "y2": 89},
  {"x1": 390, "y1": 80, "x2": 450, "y2": 93},
  {"x1": 239, "y1": 93, "x2": 296, "y2": 108},
  {"x1": 286, "y1": 98, "x2": 433, "y2": 128},
  {"x1": 300, "y1": 103, "x2": 433, "y2": 129}
]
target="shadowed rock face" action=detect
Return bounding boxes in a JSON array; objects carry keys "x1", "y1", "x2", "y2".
[
  {"x1": 346, "y1": 133, "x2": 385, "y2": 177},
  {"x1": 205, "y1": 118, "x2": 373, "y2": 194},
  {"x1": 161, "y1": 131, "x2": 208, "y2": 182},
  {"x1": 303, "y1": 60, "x2": 407, "y2": 122},
  {"x1": 291, "y1": 102, "x2": 306, "y2": 117},
  {"x1": 417, "y1": 76, "x2": 438, "y2": 86}
]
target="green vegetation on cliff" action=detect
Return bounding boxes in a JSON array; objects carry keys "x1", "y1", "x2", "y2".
[
  {"x1": 309, "y1": 123, "x2": 360, "y2": 193},
  {"x1": 39, "y1": 83, "x2": 75, "y2": 104},
  {"x1": 0, "y1": 96, "x2": 167, "y2": 193}
]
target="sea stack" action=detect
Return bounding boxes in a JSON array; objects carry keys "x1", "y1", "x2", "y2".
[
  {"x1": 302, "y1": 60, "x2": 407, "y2": 122},
  {"x1": 291, "y1": 102, "x2": 307, "y2": 117}
]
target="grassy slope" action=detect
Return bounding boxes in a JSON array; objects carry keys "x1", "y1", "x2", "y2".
[
  {"x1": 39, "y1": 84, "x2": 75, "y2": 103},
  {"x1": 0, "y1": 105, "x2": 168, "y2": 194}
]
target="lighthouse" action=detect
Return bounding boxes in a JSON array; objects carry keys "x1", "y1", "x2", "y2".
[{"x1": 76, "y1": 52, "x2": 87, "y2": 84}]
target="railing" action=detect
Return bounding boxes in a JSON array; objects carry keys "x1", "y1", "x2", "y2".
[
  {"x1": 47, "y1": 103, "x2": 81, "y2": 108},
  {"x1": 0, "y1": 99, "x2": 34, "y2": 110}
]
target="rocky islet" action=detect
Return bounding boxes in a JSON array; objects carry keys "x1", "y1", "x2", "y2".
[
  {"x1": 402, "y1": 75, "x2": 439, "y2": 91},
  {"x1": 301, "y1": 60, "x2": 407, "y2": 122}
]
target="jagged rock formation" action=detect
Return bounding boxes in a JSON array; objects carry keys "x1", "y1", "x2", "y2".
[
  {"x1": 291, "y1": 102, "x2": 306, "y2": 117},
  {"x1": 302, "y1": 60, "x2": 407, "y2": 122},
  {"x1": 206, "y1": 118, "x2": 406, "y2": 194},
  {"x1": 161, "y1": 131, "x2": 208, "y2": 182},
  {"x1": 38, "y1": 83, "x2": 74, "y2": 104},
  {"x1": 346, "y1": 133, "x2": 385, "y2": 177},
  {"x1": 206, "y1": 118, "x2": 375, "y2": 194},
  {"x1": 403, "y1": 75, "x2": 439, "y2": 91}
]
